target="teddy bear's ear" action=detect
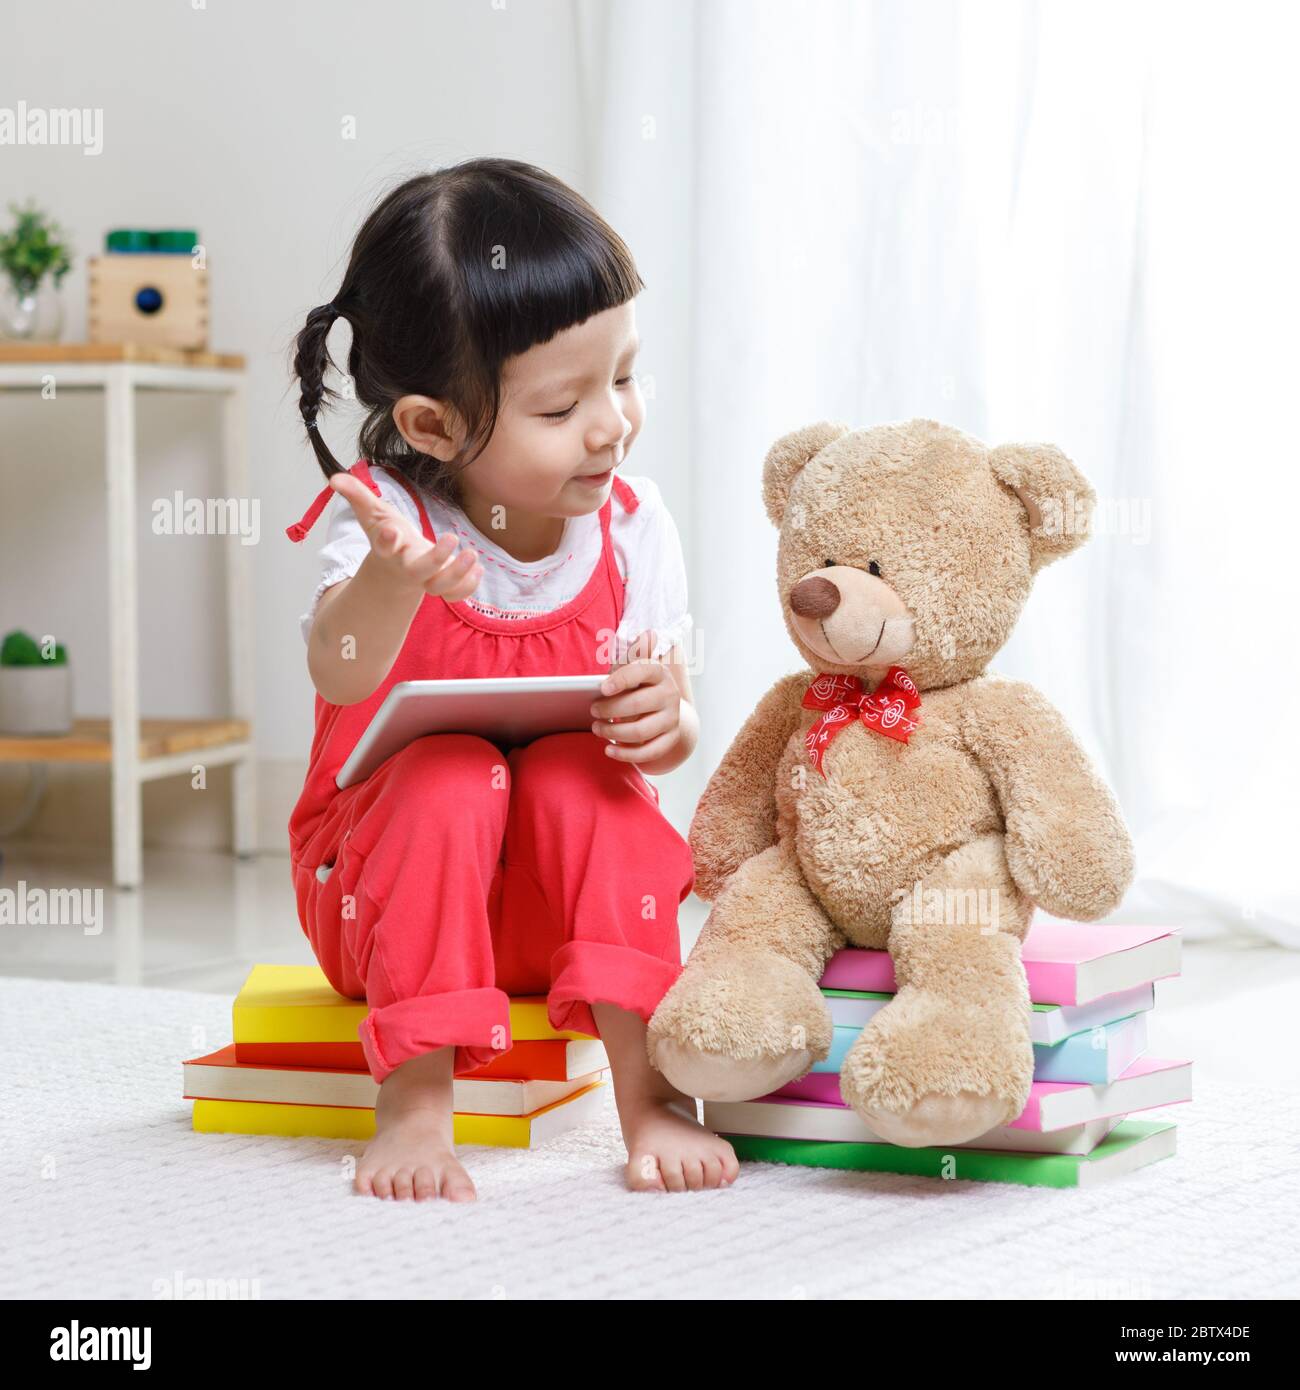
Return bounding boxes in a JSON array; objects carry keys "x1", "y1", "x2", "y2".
[
  {"x1": 988, "y1": 441, "x2": 1097, "y2": 570},
  {"x1": 761, "y1": 420, "x2": 851, "y2": 527}
]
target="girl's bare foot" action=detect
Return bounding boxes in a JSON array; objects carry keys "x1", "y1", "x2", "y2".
[
  {"x1": 355, "y1": 1047, "x2": 477, "y2": 1201},
  {"x1": 591, "y1": 1001, "x2": 741, "y2": 1193},
  {"x1": 618, "y1": 1091, "x2": 740, "y2": 1192}
]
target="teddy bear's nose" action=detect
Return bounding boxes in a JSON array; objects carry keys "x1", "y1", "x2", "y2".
[{"x1": 790, "y1": 576, "x2": 840, "y2": 618}]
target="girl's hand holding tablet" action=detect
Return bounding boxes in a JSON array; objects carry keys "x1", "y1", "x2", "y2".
[{"x1": 591, "y1": 629, "x2": 697, "y2": 769}]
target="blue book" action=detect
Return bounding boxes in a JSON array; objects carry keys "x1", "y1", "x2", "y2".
[
  {"x1": 1033, "y1": 1011, "x2": 1149, "y2": 1083},
  {"x1": 824, "y1": 981, "x2": 1156, "y2": 1045},
  {"x1": 816, "y1": 1010, "x2": 1149, "y2": 1084}
]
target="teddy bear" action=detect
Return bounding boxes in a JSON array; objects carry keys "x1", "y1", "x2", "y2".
[{"x1": 647, "y1": 417, "x2": 1135, "y2": 1148}]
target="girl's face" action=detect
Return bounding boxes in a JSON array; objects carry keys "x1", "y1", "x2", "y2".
[{"x1": 398, "y1": 301, "x2": 644, "y2": 519}]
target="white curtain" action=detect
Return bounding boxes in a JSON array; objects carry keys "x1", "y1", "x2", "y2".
[{"x1": 577, "y1": 0, "x2": 1300, "y2": 946}]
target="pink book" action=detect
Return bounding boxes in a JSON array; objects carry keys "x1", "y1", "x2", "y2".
[
  {"x1": 773, "y1": 1055, "x2": 1191, "y2": 1132},
  {"x1": 819, "y1": 922, "x2": 1181, "y2": 1005}
]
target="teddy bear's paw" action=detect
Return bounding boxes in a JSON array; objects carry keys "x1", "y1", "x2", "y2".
[
  {"x1": 646, "y1": 948, "x2": 832, "y2": 1101},
  {"x1": 838, "y1": 988, "x2": 1033, "y2": 1147},
  {"x1": 858, "y1": 1091, "x2": 1014, "y2": 1149},
  {"x1": 1009, "y1": 822, "x2": 1136, "y2": 923},
  {"x1": 650, "y1": 1035, "x2": 812, "y2": 1103}
]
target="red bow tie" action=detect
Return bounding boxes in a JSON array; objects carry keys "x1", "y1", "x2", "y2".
[{"x1": 802, "y1": 666, "x2": 921, "y2": 776}]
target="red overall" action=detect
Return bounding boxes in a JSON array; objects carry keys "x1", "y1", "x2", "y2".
[{"x1": 286, "y1": 462, "x2": 694, "y2": 1084}]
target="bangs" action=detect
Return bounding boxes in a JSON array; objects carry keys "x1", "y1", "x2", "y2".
[{"x1": 454, "y1": 183, "x2": 644, "y2": 364}]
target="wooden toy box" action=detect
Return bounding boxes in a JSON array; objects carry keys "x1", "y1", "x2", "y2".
[{"x1": 88, "y1": 253, "x2": 208, "y2": 351}]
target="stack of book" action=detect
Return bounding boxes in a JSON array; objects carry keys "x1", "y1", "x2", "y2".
[
  {"x1": 705, "y1": 922, "x2": 1189, "y2": 1188},
  {"x1": 185, "y1": 965, "x2": 609, "y2": 1147}
]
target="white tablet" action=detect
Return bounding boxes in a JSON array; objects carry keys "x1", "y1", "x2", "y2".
[{"x1": 335, "y1": 675, "x2": 609, "y2": 789}]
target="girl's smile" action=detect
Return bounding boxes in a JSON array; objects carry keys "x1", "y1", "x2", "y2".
[{"x1": 572, "y1": 466, "x2": 613, "y2": 488}]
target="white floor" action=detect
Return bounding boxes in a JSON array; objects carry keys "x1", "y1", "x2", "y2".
[{"x1": 2, "y1": 842, "x2": 1298, "y2": 1299}]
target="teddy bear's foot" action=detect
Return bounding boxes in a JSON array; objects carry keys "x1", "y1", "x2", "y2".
[
  {"x1": 650, "y1": 1035, "x2": 812, "y2": 1104},
  {"x1": 858, "y1": 1091, "x2": 1013, "y2": 1148},
  {"x1": 839, "y1": 985, "x2": 1033, "y2": 1148},
  {"x1": 647, "y1": 947, "x2": 833, "y2": 1102}
]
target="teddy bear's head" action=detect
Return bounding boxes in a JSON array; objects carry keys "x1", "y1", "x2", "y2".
[{"x1": 763, "y1": 418, "x2": 1096, "y2": 690}]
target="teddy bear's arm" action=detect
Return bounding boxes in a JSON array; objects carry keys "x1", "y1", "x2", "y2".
[
  {"x1": 961, "y1": 677, "x2": 1136, "y2": 921},
  {"x1": 687, "y1": 672, "x2": 808, "y2": 902}
]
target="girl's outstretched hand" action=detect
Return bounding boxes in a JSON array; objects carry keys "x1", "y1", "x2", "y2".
[
  {"x1": 590, "y1": 630, "x2": 684, "y2": 764},
  {"x1": 329, "y1": 471, "x2": 482, "y2": 602}
]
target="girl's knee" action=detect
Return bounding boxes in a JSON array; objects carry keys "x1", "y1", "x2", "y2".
[
  {"x1": 510, "y1": 732, "x2": 667, "y2": 828},
  {"x1": 388, "y1": 733, "x2": 509, "y2": 795},
  {"x1": 511, "y1": 731, "x2": 611, "y2": 781}
]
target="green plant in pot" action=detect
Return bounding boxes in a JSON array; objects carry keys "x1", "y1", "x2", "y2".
[
  {"x1": 0, "y1": 202, "x2": 73, "y2": 342},
  {"x1": 0, "y1": 630, "x2": 73, "y2": 735}
]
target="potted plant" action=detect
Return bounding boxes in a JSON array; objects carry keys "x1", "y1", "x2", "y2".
[
  {"x1": 0, "y1": 202, "x2": 73, "y2": 341},
  {"x1": 0, "y1": 630, "x2": 73, "y2": 735}
]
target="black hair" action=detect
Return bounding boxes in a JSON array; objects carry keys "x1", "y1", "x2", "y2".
[{"x1": 290, "y1": 157, "x2": 644, "y2": 504}]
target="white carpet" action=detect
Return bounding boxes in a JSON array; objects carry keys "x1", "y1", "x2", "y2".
[{"x1": 2, "y1": 975, "x2": 1296, "y2": 1301}]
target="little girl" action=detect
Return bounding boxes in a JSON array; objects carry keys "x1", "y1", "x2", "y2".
[{"x1": 286, "y1": 158, "x2": 738, "y2": 1201}]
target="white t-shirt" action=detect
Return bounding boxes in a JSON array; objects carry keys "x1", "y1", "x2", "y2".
[{"x1": 298, "y1": 467, "x2": 691, "y2": 661}]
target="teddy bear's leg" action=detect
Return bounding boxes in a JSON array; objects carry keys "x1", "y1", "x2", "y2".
[
  {"x1": 647, "y1": 842, "x2": 840, "y2": 1101},
  {"x1": 839, "y1": 834, "x2": 1035, "y2": 1148}
]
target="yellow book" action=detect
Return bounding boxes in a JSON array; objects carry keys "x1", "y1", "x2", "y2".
[
  {"x1": 192, "y1": 1080, "x2": 607, "y2": 1147},
  {"x1": 232, "y1": 964, "x2": 595, "y2": 1044}
]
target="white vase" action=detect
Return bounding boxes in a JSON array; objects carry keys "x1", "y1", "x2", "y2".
[{"x1": 0, "y1": 665, "x2": 74, "y2": 735}]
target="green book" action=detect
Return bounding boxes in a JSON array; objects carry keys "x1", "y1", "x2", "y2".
[{"x1": 724, "y1": 1118, "x2": 1176, "y2": 1189}]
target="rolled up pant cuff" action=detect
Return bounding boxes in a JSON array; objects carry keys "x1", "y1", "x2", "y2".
[
  {"x1": 547, "y1": 941, "x2": 683, "y2": 1040},
  {"x1": 359, "y1": 987, "x2": 512, "y2": 1084}
]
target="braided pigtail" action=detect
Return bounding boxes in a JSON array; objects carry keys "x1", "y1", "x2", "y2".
[{"x1": 292, "y1": 300, "x2": 345, "y2": 479}]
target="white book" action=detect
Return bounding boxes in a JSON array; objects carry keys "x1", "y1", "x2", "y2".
[
  {"x1": 703, "y1": 1099, "x2": 1126, "y2": 1154},
  {"x1": 184, "y1": 1046, "x2": 608, "y2": 1116},
  {"x1": 1031, "y1": 983, "x2": 1156, "y2": 1045}
]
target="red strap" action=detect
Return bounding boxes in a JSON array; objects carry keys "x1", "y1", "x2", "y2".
[
  {"x1": 285, "y1": 461, "x2": 382, "y2": 542},
  {"x1": 376, "y1": 465, "x2": 436, "y2": 542},
  {"x1": 611, "y1": 475, "x2": 639, "y2": 513}
]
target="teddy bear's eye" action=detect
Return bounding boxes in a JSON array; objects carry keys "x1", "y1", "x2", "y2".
[
  {"x1": 823, "y1": 557, "x2": 836, "y2": 568},
  {"x1": 868, "y1": 560, "x2": 882, "y2": 577}
]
